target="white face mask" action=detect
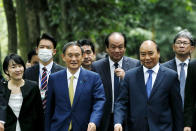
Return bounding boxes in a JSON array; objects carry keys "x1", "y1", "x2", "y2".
[{"x1": 38, "y1": 49, "x2": 53, "y2": 62}]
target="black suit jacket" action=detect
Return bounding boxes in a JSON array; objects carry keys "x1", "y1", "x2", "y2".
[
  {"x1": 91, "y1": 56, "x2": 140, "y2": 131},
  {"x1": 162, "y1": 59, "x2": 177, "y2": 72},
  {"x1": 2, "y1": 80, "x2": 44, "y2": 131},
  {"x1": 0, "y1": 78, "x2": 6, "y2": 122},
  {"x1": 24, "y1": 62, "x2": 64, "y2": 83},
  {"x1": 184, "y1": 59, "x2": 196, "y2": 128}
]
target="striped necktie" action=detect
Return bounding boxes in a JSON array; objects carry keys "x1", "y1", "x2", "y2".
[{"x1": 41, "y1": 67, "x2": 47, "y2": 109}]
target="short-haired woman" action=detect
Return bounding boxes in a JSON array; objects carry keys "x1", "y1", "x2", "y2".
[{"x1": 1, "y1": 54, "x2": 44, "y2": 131}]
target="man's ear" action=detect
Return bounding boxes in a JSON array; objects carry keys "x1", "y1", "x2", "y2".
[
  {"x1": 36, "y1": 47, "x2": 38, "y2": 54},
  {"x1": 61, "y1": 54, "x2": 65, "y2": 62},
  {"x1": 190, "y1": 46, "x2": 195, "y2": 54},
  {"x1": 53, "y1": 49, "x2": 56, "y2": 55}
]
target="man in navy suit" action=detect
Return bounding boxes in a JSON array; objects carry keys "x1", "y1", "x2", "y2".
[
  {"x1": 162, "y1": 29, "x2": 195, "y2": 106},
  {"x1": 92, "y1": 32, "x2": 140, "y2": 131},
  {"x1": 45, "y1": 42, "x2": 105, "y2": 131},
  {"x1": 114, "y1": 40, "x2": 183, "y2": 131}
]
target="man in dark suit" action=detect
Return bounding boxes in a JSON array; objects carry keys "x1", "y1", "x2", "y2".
[
  {"x1": 45, "y1": 42, "x2": 105, "y2": 131},
  {"x1": 184, "y1": 59, "x2": 196, "y2": 131},
  {"x1": 92, "y1": 32, "x2": 140, "y2": 131},
  {"x1": 24, "y1": 33, "x2": 64, "y2": 108},
  {"x1": 78, "y1": 39, "x2": 96, "y2": 70},
  {"x1": 114, "y1": 40, "x2": 183, "y2": 131},
  {"x1": 162, "y1": 29, "x2": 195, "y2": 106}
]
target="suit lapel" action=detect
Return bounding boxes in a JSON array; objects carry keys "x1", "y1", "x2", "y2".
[
  {"x1": 51, "y1": 62, "x2": 57, "y2": 73},
  {"x1": 103, "y1": 58, "x2": 112, "y2": 96},
  {"x1": 149, "y1": 66, "x2": 166, "y2": 100},
  {"x1": 19, "y1": 80, "x2": 33, "y2": 118},
  {"x1": 122, "y1": 56, "x2": 129, "y2": 71},
  {"x1": 136, "y1": 66, "x2": 147, "y2": 98},
  {"x1": 72, "y1": 68, "x2": 86, "y2": 108},
  {"x1": 170, "y1": 59, "x2": 177, "y2": 72},
  {"x1": 61, "y1": 70, "x2": 70, "y2": 107},
  {"x1": 35, "y1": 64, "x2": 39, "y2": 83}
]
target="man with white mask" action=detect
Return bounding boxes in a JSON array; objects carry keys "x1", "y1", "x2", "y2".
[{"x1": 24, "y1": 33, "x2": 64, "y2": 109}]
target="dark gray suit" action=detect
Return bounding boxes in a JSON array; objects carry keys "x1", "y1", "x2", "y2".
[
  {"x1": 162, "y1": 59, "x2": 177, "y2": 72},
  {"x1": 24, "y1": 62, "x2": 64, "y2": 83},
  {"x1": 92, "y1": 56, "x2": 140, "y2": 131}
]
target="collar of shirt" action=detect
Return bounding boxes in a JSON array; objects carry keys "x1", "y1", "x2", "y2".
[
  {"x1": 67, "y1": 68, "x2": 81, "y2": 80},
  {"x1": 175, "y1": 57, "x2": 189, "y2": 67},
  {"x1": 175, "y1": 57, "x2": 189, "y2": 79},
  {"x1": 143, "y1": 63, "x2": 160, "y2": 87},
  {"x1": 108, "y1": 56, "x2": 123, "y2": 69},
  {"x1": 143, "y1": 63, "x2": 160, "y2": 74},
  {"x1": 67, "y1": 68, "x2": 81, "y2": 94},
  {"x1": 39, "y1": 61, "x2": 54, "y2": 75}
]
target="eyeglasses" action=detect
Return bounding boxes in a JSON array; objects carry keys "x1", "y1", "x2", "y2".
[{"x1": 175, "y1": 41, "x2": 190, "y2": 46}]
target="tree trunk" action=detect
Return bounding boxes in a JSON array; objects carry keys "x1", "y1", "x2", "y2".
[
  {"x1": 15, "y1": 0, "x2": 29, "y2": 62},
  {"x1": 60, "y1": 0, "x2": 74, "y2": 42},
  {"x1": 37, "y1": 0, "x2": 58, "y2": 38},
  {"x1": 25, "y1": 0, "x2": 40, "y2": 49},
  {"x1": 3, "y1": 0, "x2": 17, "y2": 54}
]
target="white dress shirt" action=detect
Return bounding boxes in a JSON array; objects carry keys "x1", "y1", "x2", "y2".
[
  {"x1": 143, "y1": 63, "x2": 160, "y2": 88},
  {"x1": 67, "y1": 68, "x2": 81, "y2": 95},
  {"x1": 109, "y1": 57, "x2": 123, "y2": 112},
  {"x1": 175, "y1": 57, "x2": 189, "y2": 80}
]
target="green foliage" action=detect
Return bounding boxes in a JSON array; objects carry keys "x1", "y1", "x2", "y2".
[{"x1": 1, "y1": 0, "x2": 196, "y2": 64}]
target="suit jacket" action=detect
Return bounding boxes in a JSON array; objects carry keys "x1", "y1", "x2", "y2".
[
  {"x1": 24, "y1": 62, "x2": 64, "y2": 83},
  {"x1": 91, "y1": 56, "x2": 140, "y2": 131},
  {"x1": 184, "y1": 59, "x2": 196, "y2": 128},
  {"x1": 114, "y1": 65, "x2": 183, "y2": 131},
  {"x1": 2, "y1": 80, "x2": 44, "y2": 131},
  {"x1": 0, "y1": 79, "x2": 6, "y2": 122},
  {"x1": 162, "y1": 59, "x2": 177, "y2": 72},
  {"x1": 45, "y1": 68, "x2": 105, "y2": 131}
]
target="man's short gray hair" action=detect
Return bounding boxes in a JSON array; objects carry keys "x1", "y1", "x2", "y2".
[{"x1": 174, "y1": 29, "x2": 194, "y2": 46}]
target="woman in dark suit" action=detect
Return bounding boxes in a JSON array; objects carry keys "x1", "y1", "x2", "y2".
[{"x1": 1, "y1": 54, "x2": 44, "y2": 131}]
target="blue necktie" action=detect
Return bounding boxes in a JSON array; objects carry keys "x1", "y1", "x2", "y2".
[
  {"x1": 114, "y1": 62, "x2": 119, "y2": 101},
  {"x1": 146, "y1": 70, "x2": 153, "y2": 98},
  {"x1": 180, "y1": 63, "x2": 186, "y2": 106}
]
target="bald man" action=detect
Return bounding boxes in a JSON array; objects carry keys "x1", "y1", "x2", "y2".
[
  {"x1": 114, "y1": 40, "x2": 183, "y2": 131},
  {"x1": 92, "y1": 32, "x2": 140, "y2": 131}
]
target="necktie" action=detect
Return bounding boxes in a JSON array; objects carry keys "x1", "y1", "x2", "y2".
[
  {"x1": 69, "y1": 75, "x2": 74, "y2": 130},
  {"x1": 69, "y1": 75, "x2": 75, "y2": 106},
  {"x1": 180, "y1": 63, "x2": 186, "y2": 106},
  {"x1": 41, "y1": 67, "x2": 47, "y2": 109},
  {"x1": 114, "y1": 62, "x2": 119, "y2": 101},
  {"x1": 146, "y1": 70, "x2": 153, "y2": 98}
]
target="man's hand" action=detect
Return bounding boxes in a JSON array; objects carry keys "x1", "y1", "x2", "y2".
[
  {"x1": 87, "y1": 122, "x2": 96, "y2": 131},
  {"x1": 114, "y1": 124, "x2": 122, "y2": 131},
  {"x1": 0, "y1": 123, "x2": 4, "y2": 131},
  {"x1": 184, "y1": 127, "x2": 191, "y2": 131},
  {"x1": 115, "y1": 68, "x2": 125, "y2": 79}
]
